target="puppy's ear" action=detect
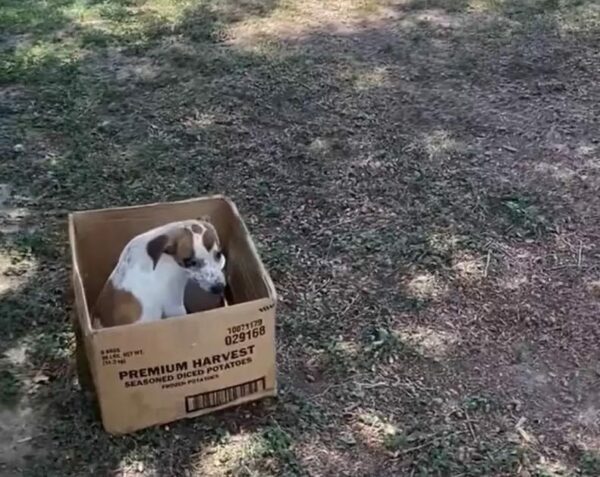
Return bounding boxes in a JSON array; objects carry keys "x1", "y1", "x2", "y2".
[{"x1": 146, "y1": 234, "x2": 173, "y2": 269}]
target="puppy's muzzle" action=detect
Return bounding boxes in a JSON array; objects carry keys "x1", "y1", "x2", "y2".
[{"x1": 209, "y1": 283, "x2": 225, "y2": 295}]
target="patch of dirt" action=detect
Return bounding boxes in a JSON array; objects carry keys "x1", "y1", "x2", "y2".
[{"x1": 0, "y1": 404, "x2": 37, "y2": 476}]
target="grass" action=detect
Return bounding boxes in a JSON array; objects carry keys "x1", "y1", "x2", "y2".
[
  {"x1": 579, "y1": 452, "x2": 600, "y2": 476},
  {"x1": 0, "y1": 0, "x2": 599, "y2": 475},
  {"x1": 0, "y1": 365, "x2": 22, "y2": 407}
]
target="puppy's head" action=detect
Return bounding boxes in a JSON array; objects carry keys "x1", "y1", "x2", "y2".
[{"x1": 146, "y1": 219, "x2": 226, "y2": 295}]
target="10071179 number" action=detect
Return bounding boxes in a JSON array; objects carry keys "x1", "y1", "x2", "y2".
[{"x1": 225, "y1": 326, "x2": 266, "y2": 346}]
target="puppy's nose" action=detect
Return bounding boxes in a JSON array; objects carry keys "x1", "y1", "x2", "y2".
[{"x1": 210, "y1": 283, "x2": 225, "y2": 295}]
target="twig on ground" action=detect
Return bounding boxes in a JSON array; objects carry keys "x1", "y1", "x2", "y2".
[
  {"x1": 549, "y1": 264, "x2": 580, "y2": 271},
  {"x1": 356, "y1": 381, "x2": 387, "y2": 389},
  {"x1": 339, "y1": 294, "x2": 359, "y2": 317},
  {"x1": 484, "y1": 250, "x2": 492, "y2": 278},
  {"x1": 309, "y1": 278, "x2": 332, "y2": 298},
  {"x1": 464, "y1": 409, "x2": 477, "y2": 441}
]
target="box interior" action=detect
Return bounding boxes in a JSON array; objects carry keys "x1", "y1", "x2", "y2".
[{"x1": 71, "y1": 198, "x2": 270, "y2": 324}]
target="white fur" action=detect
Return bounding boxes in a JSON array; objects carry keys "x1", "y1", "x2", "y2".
[{"x1": 107, "y1": 220, "x2": 225, "y2": 323}]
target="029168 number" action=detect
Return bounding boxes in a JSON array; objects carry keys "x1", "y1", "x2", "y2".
[{"x1": 225, "y1": 326, "x2": 266, "y2": 346}]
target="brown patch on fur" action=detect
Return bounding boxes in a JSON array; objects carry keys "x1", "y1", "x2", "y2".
[
  {"x1": 190, "y1": 223, "x2": 204, "y2": 234},
  {"x1": 92, "y1": 281, "x2": 143, "y2": 327},
  {"x1": 146, "y1": 233, "x2": 169, "y2": 268},
  {"x1": 168, "y1": 228, "x2": 194, "y2": 265},
  {"x1": 202, "y1": 223, "x2": 220, "y2": 251},
  {"x1": 146, "y1": 228, "x2": 195, "y2": 267}
]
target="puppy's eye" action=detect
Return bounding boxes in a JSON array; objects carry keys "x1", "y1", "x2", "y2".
[
  {"x1": 215, "y1": 251, "x2": 223, "y2": 261},
  {"x1": 183, "y1": 257, "x2": 197, "y2": 268}
]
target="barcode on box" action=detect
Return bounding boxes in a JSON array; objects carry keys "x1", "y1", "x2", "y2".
[{"x1": 185, "y1": 377, "x2": 266, "y2": 413}]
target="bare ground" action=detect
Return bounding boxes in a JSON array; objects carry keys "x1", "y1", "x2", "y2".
[{"x1": 0, "y1": 0, "x2": 599, "y2": 476}]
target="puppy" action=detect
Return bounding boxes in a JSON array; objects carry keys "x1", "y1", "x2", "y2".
[{"x1": 92, "y1": 218, "x2": 226, "y2": 328}]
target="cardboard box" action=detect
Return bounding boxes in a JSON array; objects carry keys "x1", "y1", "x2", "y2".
[{"x1": 69, "y1": 196, "x2": 277, "y2": 434}]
